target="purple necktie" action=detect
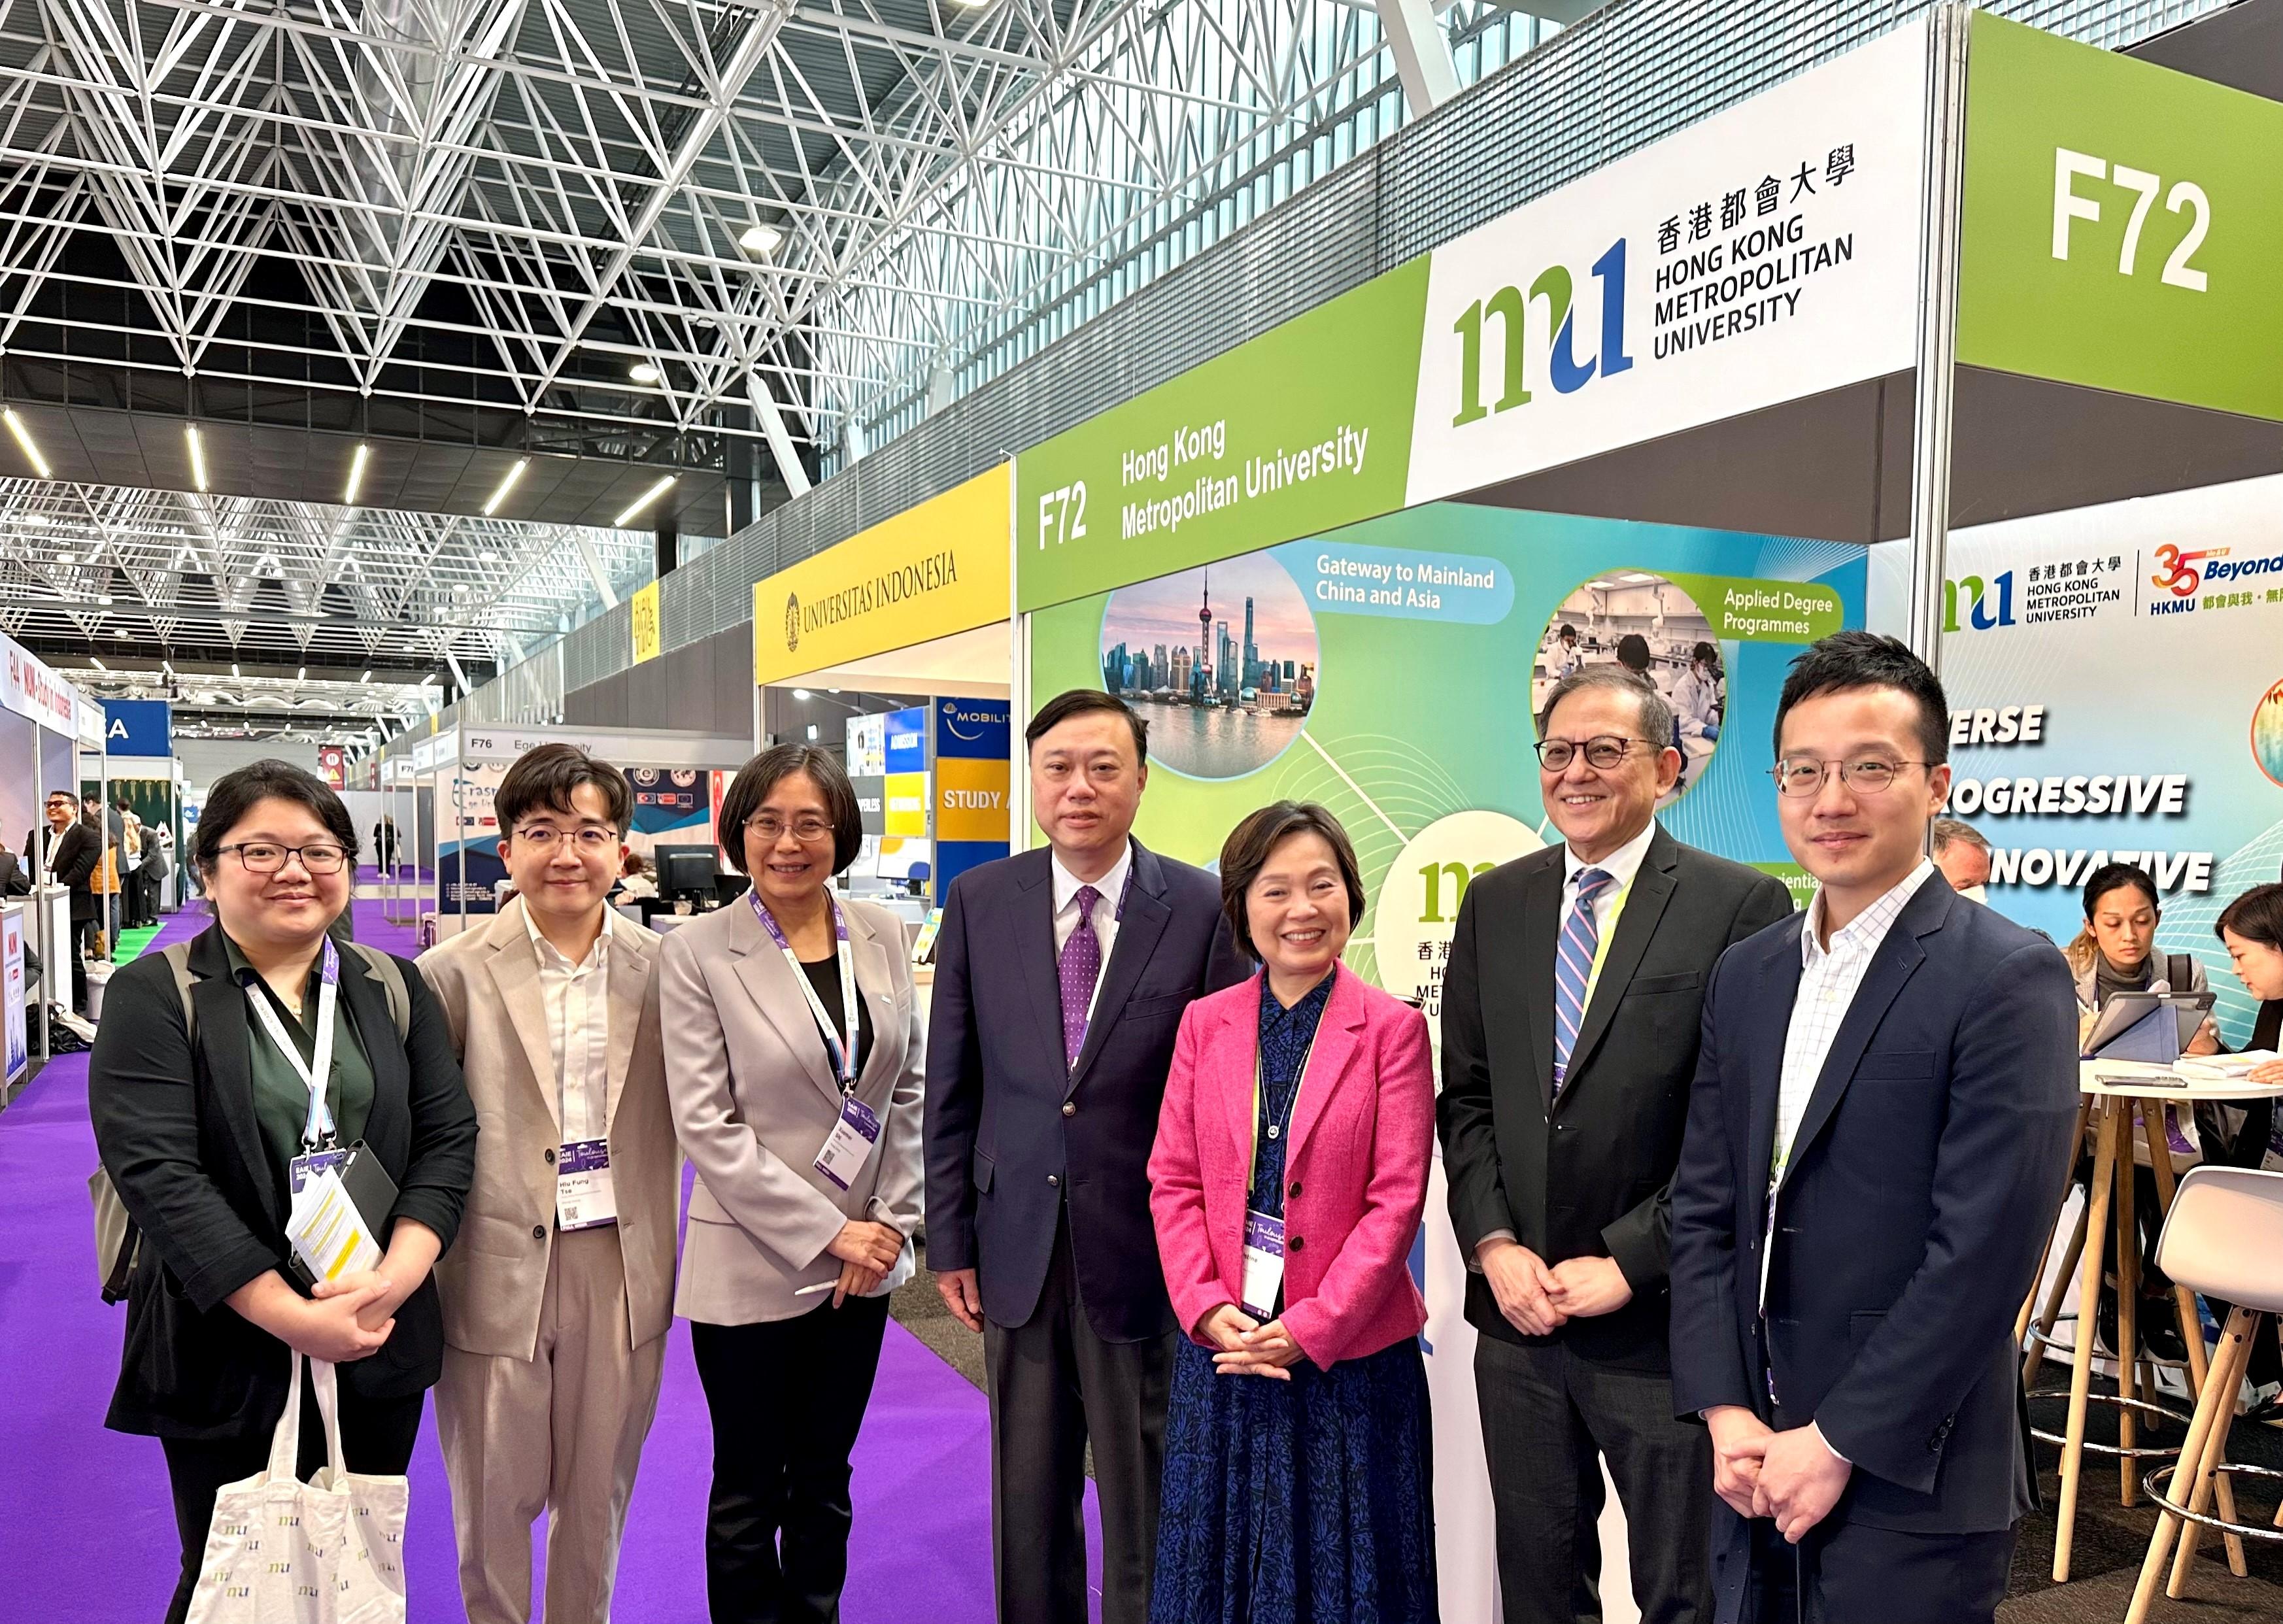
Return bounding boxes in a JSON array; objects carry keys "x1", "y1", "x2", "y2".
[{"x1": 1058, "y1": 885, "x2": 1103, "y2": 1069}]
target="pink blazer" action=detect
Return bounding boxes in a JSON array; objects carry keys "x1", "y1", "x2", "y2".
[{"x1": 1147, "y1": 964, "x2": 1434, "y2": 1368}]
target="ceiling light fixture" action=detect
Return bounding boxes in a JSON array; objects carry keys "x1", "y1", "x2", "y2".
[
  {"x1": 481, "y1": 458, "x2": 528, "y2": 517},
  {"x1": 90, "y1": 655, "x2": 107, "y2": 671},
  {"x1": 420, "y1": 673, "x2": 436, "y2": 686},
  {"x1": 186, "y1": 425, "x2": 209, "y2": 492},
  {"x1": 344, "y1": 443, "x2": 370, "y2": 505},
  {"x1": 161, "y1": 659, "x2": 175, "y2": 677},
  {"x1": 96, "y1": 593, "x2": 112, "y2": 605},
  {"x1": 611, "y1": 475, "x2": 677, "y2": 528},
  {"x1": 738, "y1": 223, "x2": 784, "y2": 255},
  {"x1": 792, "y1": 688, "x2": 811, "y2": 700},
  {"x1": 230, "y1": 662, "x2": 240, "y2": 677},
  {"x1": 2, "y1": 408, "x2": 52, "y2": 478},
  {"x1": 629, "y1": 362, "x2": 662, "y2": 385},
  {"x1": 297, "y1": 666, "x2": 306, "y2": 680}
]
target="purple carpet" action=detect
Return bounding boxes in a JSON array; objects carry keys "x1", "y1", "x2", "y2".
[{"x1": 0, "y1": 896, "x2": 1102, "y2": 1622}]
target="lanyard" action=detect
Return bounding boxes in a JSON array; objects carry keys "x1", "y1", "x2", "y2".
[
  {"x1": 1075, "y1": 864, "x2": 1138, "y2": 1030},
  {"x1": 1249, "y1": 978, "x2": 1325, "y2": 1196},
  {"x1": 751, "y1": 891, "x2": 860, "y2": 1091},
  {"x1": 243, "y1": 938, "x2": 343, "y2": 1151}
]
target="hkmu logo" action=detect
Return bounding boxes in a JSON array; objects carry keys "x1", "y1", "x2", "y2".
[
  {"x1": 1944, "y1": 571, "x2": 2015, "y2": 632},
  {"x1": 1449, "y1": 238, "x2": 1634, "y2": 426}
]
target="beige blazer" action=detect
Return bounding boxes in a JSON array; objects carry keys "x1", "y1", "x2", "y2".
[
  {"x1": 418, "y1": 898, "x2": 678, "y2": 1360},
  {"x1": 658, "y1": 892, "x2": 925, "y2": 1325}
]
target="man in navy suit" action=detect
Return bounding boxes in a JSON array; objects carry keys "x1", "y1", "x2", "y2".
[
  {"x1": 1669, "y1": 632, "x2": 2078, "y2": 1623},
  {"x1": 925, "y1": 688, "x2": 1248, "y2": 1624}
]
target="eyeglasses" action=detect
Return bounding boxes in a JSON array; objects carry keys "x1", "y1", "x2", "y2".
[
  {"x1": 216, "y1": 841, "x2": 350, "y2": 874},
  {"x1": 511, "y1": 825, "x2": 618, "y2": 851},
  {"x1": 1770, "y1": 758, "x2": 1931, "y2": 798},
  {"x1": 1534, "y1": 736, "x2": 1655, "y2": 772},
  {"x1": 746, "y1": 813, "x2": 835, "y2": 843}
]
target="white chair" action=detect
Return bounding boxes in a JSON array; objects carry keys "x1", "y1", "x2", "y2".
[{"x1": 2125, "y1": 1164, "x2": 2283, "y2": 1621}]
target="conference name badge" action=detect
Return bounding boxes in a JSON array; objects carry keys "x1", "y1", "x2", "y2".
[
  {"x1": 557, "y1": 1138, "x2": 617, "y2": 1231},
  {"x1": 814, "y1": 1096, "x2": 882, "y2": 1191},
  {"x1": 286, "y1": 1147, "x2": 350, "y2": 1195},
  {"x1": 286, "y1": 1168, "x2": 382, "y2": 1284},
  {"x1": 1240, "y1": 1208, "x2": 1287, "y2": 1321}
]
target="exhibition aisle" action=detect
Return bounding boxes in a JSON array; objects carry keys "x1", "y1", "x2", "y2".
[{"x1": 0, "y1": 898, "x2": 1064, "y2": 1623}]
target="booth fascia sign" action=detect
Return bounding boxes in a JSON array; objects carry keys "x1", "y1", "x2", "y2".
[
  {"x1": 0, "y1": 629, "x2": 90, "y2": 738},
  {"x1": 753, "y1": 464, "x2": 1013, "y2": 686},
  {"x1": 102, "y1": 698, "x2": 173, "y2": 758},
  {"x1": 1014, "y1": 21, "x2": 1931, "y2": 616},
  {"x1": 1954, "y1": 12, "x2": 2283, "y2": 423},
  {"x1": 455, "y1": 723, "x2": 748, "y2": 770}
]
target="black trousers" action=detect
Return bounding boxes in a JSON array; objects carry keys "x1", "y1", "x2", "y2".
[
  {"x1": 158, "y1": 1383, "x2": 424, "y2": 1624},
  {"x1": 981, "y1": 1211, "x2": 1172, "y2": 1624},
  {"x1": 690, "y1": 1294, "x2": 890, "y2": 1624},
  {"x1": 1476, "y1": 1332, "x2": 1714, "y2": 1624},
  {"x1": 1748, "y1": 1515, "x2": 2014, "y2": 1624}
]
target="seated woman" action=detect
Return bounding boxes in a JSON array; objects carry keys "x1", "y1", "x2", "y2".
[
  {"x1": 2214, "y1": 884, "x2": 2283, "y2": 1400},
  {"x1": 615, "y1": 851, "x2": 658, "y2": 900},
  {"x1": 1147, "y1": 801, "x2": 1438, "y2": 1624}
]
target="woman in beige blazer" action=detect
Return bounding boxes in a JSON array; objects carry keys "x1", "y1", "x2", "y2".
[{"x1": 658, "y1": 743, "x2": 925, "y2": 1624}]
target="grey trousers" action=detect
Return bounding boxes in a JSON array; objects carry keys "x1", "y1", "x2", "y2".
[
  {"x1": 1476, "y1": 1332, "x2": 1714, "y2": 1624},
  {"x1": 981, "y1": 1212, "x2": 1173, "y2": 1624}
]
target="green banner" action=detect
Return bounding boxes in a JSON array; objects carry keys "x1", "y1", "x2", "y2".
[
  {"x1": 1662, "y1": 572, "x2": 1841, "y2": 642},
  {"x1": 1957, "y1": 12, "x2": 2283, "y2": 420},
  {"x1": 1014, "y1": 260, "x2": 1430, "y2": 613}
]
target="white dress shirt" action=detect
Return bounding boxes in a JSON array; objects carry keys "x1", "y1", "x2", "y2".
[
  {"x1": 1561, "y1": 818, "x2": 1657, "y2": 1007},
  {"x1": 1754, "y1": 859, "x2": 1933, "y2": 1463},
  {"x1": 524, "y1": 903, "x2": 615, "y2": 1145},
  {"x1": 1051, "y1": 838, "x2": 1134, "y2": 964},
  {"x1": 1772, "y1": 859, "x2": 1936, "y2": 1190}
]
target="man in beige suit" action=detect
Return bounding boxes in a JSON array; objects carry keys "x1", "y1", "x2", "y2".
[{"x1": 418, "y1": 744, "x2": 677, "y2": 1624}]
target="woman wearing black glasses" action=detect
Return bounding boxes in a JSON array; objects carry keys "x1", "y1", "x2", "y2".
[{"x1": 88, "y1": 758, "x2": 476, "y2": 1624}]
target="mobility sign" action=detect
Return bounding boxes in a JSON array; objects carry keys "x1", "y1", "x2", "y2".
[
  {"x1": 1956, "y1": 12, "x2": 2283, "y2": 421},
  {"x1": 934, "y1": 697, "x2": 1011, "y2": 900}
]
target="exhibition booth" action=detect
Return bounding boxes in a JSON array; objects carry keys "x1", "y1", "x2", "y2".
[
  {"x1": 964, "y1": 13, "x2": 2278, "y2": 1612},
  {"x1": 1, "y1": 630, "x2": 107, "y2": 1075},
  {"x1": 751, "y1": 466, "x2": 1017, "y2": 917},
  {"x1": 396, "y1": 722, "x2": 750, "y2": 941}
]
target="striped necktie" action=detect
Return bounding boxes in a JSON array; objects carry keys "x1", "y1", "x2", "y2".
[{"x1": 1553, "y1": 867, "x2": 1614, "y2": 1094}]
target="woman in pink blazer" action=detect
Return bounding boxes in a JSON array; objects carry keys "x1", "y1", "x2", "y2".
[{"x1": 1146, "y1": 801, "x2": 1439, "y2": 1623}]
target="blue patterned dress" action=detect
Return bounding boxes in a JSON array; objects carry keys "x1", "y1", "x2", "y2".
[{"x1": 1149, "y1": 972, "x2": 1440, "y2": 1624}]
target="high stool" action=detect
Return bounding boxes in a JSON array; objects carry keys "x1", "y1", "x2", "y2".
[{"x1": 2126, "y1": 1165, "x2": 2283, "y2": 1622}]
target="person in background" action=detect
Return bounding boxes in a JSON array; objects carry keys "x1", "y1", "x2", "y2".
[
  {"x1": 418, "y1": 744, "x2": 676, "y2": 1624},
  {"x1": 1615, "y1": 634, "x2": 1659, "y2": 688},
  {"x1": 616, "y1": 851, "x2": 658, "y2": 901},
  {"x1": 146, "y1": 817, "x2": 174, "y2": 917},
  {"x1": 0, "y1": 834, "x2": 27, "y2": 896},
  {"x1": 1148, "y1": 801, "x2": 1438, "y2": 1624},
  {"x1": 1670, "y1": 642, "x2": 1725, "y2": 742},
  {"x1": 88, "y1": 758, "x2": 476, "y2": 1624},
  {"x1": 660, "y1": 744, "x2": 924, "y2": 1624},
  {"x1": 925, "y1": 688, "x2": 1249, "y2": 1624},
  {"x1": 2216, "y1": 884, "x2": 2283, "y2": 1397},
  {"x1": 1668, "y1": 632, "x2": 2078, "y2": 1624},
  {"x1": 1929, "y1": 819, "x2": 1992, "y2": 903},
  {"x1": 1551, "y1": 624, "x2": 1585, "y2": 680},
  {"x1": 1440, "y1": 666, "x2": 1794, "y2": 1624},
  {"x1": 374, "y1": 815, "x2": 401, "y2": 875},
  {"x1": 26, "y1": 788, "x2": 99, "y2": 1011},
  {"x1": 88, "y1": 792, "x2": 124, "y2": 955}
]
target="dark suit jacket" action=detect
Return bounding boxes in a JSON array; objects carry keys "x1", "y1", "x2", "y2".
[
  {"x1": 25, "y1": 822, "x2": 100, "y2": 921},
  {"x1": 1668, "y1": 874, "x2": 2078, "y2": 1617},
  {"x1": 0, "y1": 847, "x2": 27, "y2": 897},
  {"x1": 89, "y1": 924, "x2": 478, "y2": 1440},
  {"x1": 1439, "y1": 825, "x2": 1794, "y2": 1368},
  {"x1": 924, "y1": 839, "x2": 1249, "y2": 1342}
]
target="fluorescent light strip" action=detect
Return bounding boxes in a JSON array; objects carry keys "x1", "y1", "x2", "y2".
[
  {"x1": 612, "y1": 475, "x2": 677, "y2": 528},
  {"x1": 3, "y1": 408, "x2": 52, "y2": 478},
  {"x1": 186, "y1": 425, "x2": 209, "y2": 492},
  {"x1": 482, "y1": 458, "x2": 528, "y2": 516},
  {"x1": 344, "y1": 443, "x2": 370, "y2": 505}
]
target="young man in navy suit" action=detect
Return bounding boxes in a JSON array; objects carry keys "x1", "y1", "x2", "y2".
[
  {"x1": 1669, "y1": 632, "x2": 2078, "y2": 1623},
  {"x1": 924, "y1": 688, "x2": 1249, "y2": 1624}
]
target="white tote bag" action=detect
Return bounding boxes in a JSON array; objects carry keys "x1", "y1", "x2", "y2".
[{"x1": 184, "y1": 1353, "x2": 409, "y2": 1624}]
